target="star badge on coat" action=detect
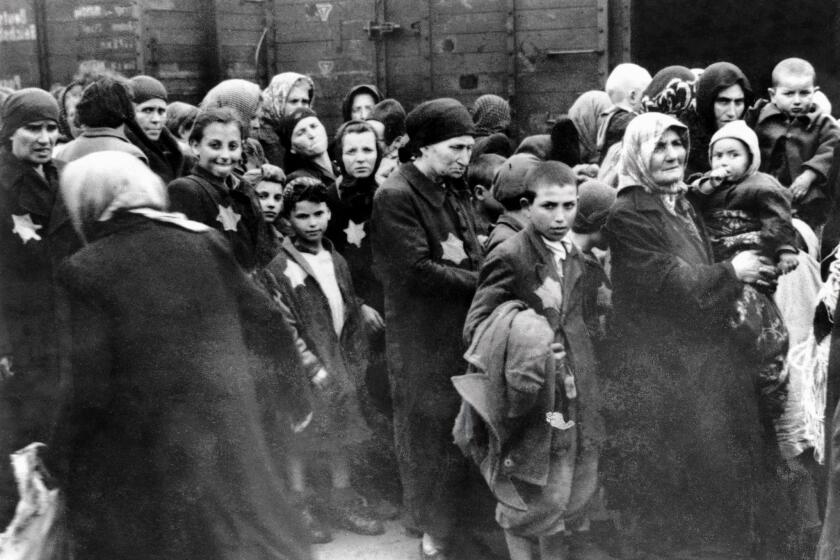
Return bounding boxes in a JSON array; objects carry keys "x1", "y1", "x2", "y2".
[
  {"x1": 344, "y1": 219, "x2": 366, "y2": 248},
  {"x1": 284, "y1": 260, "x2": 307, "y2": 289},
  {"x1": 546, "y1": 411, "x2": 575, "y2": 430},
  {"x1": 440, "y1": 233, "x2": 468, "y2": 264},
  {"x1": 11, "y1": 214, "x2": 43, "y2": 244},
  {"x1": 534, "y1": 275, "x2": 563, "y2": 312},
  {"x1": 216, "y1": 204, "x2": 241, "y2": 231}
]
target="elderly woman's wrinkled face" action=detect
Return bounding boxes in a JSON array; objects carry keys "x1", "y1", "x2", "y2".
[
  {"x1": 649, "y1": 128, "x2": 686, "y2": 186},
  {"x1": 284, "y1": 85, "x2": 311, "y2": 116},
  {"x1": 11, "y1": 120, "x2": 59, "y2": 165},
  {"x1": 290, "y1": 116, "x2": 328, "y2": 158}
]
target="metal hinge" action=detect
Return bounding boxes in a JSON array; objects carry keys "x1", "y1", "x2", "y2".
[{"x1": 365, "y1": 21, "x2": 400, "y2": 39}]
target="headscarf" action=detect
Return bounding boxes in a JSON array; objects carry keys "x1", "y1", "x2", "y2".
[
  {"x1": 641, "y1": 66, "x2": 696, "y2": 116},
  {"x1": 200, "y1": 79, "x2": 261, "y2": 123},
  {"x1": 568, "y1": 90, "x2": 611, "y2": 163},
  {"x1": 619, "y1": 112, "x2": 689, "y2": 199},
  {"x1": 340, "y1": 84, "x2": 382, "y2": 122},
  {"x1": 277, "y1": 107, "x2": 319, "y2": 153},
  {"x1": 406, "y1": 98, "x2": 475, "y2": 153},
  {"x1": 573, "y1": 179, "x2": 617, "y2": 234},
  {"x1": 261, "y1": 72, "x2": 315, "y2": 128},
  {"x1": 0, "y1": 88, "x2": 59, "y2": 145},
  {"x1": 128, "y1": 75, "x2": 168, "y2": 104},
  {"x1": 695, "y1": 62, "x2": 753, "y2": 132},
  {"x1": 471, "y1": 94, "x2": 511, "y2": 137},
  {"x1": 60, "y1": 151, "x2": 169, "y2": 240},
  {"x1": 708, "y1": 120, "x2": 760, "y2": 178}
]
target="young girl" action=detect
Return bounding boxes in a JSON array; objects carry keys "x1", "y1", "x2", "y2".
[
  {"x1": 244, "y1": 166, "x2": 286, "y2": 259},
  {"x1": 265, "y1": 176, "x2": 383, "y2": 543},
  {"x1": 168, "y1": 106, "x2": 270, "y2": 272}
]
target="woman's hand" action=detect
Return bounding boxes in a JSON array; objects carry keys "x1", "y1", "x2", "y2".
[
  {"x1": 731, "y1": 250, "x2": 778, "y2": 287},
  {"x1": 361, "y1": 304, "x2": 385, "y2": 333}
]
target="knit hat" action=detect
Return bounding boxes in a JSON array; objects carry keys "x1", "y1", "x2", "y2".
[
  {"x1": 406, "y1": 98, "x2": 475, "y2": 152},
  {"x1": 278, "y1": 107, "x2": 318, "y2": 152},
  {"x1": 128, "y1": 75, "x2": 167, "y2": 104},
  {"x1": 370, "y1": 98, "x2": 406, "y2": 146},
  {"x1": 491, "y1": 153, "x2": 541, "y2": 202},
  {"x1": 0, "y1": 87, "x2": 59, "y2": 144},
  {"x1": 472, "y1": 94, "x2": 511, "y2": 136},
  {"x1": 200, "y1": 79, "x2": 261, "y2": 123},
  {"x1": 709, "y1": 120, "x2": 760, "y2": 177},
  {"x1": 573, "y1": 180, "x2": 616, "y2": 233}
]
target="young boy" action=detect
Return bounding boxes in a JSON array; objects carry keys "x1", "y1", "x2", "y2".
[
  {"x1": 597, "y1": 63, "x2": 652, "y2": 161},
  {"x1": 264, "y1": 176, "x2": 383, "y2": 543},
  {"x1": 755, "y1": 57, "x2": 840, "y2": 230},
  {"x1": 460, "y1": 161, "x2": 610, "y2": 560},
  {"x1": 484, "y1": 153, "x2": 541, "y2": 254},
  {"x1": 467, "y1": 153, "x2": 506, "y2": 243}
]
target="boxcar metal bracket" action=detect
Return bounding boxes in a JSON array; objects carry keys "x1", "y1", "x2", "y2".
[{"x1": 365, "y1": 21, "x2": 401, "y2": 40}]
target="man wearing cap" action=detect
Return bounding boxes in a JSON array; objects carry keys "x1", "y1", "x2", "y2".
[
  {"x1": 126, "y1": 75, "x2": 185, "y2": 183},
  {"x1": 0, "y1": 88, "x2": 80, "y2": 524},
  {"x1": 484, "y1": 153, "x2": 541, "y2": 254},
  {"x1": 371, "y1": 98, "x2": 484, "y2": 560}
]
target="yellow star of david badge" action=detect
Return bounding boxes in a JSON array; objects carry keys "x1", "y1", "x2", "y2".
[
  {"x1": 11, "y1": 214, "x2": 43, "y2": 244},
  {"x1": 546, "y1": 411, "x2": 575, "y2": 430},
  {"x1": 284, "y1": 260, "x2": 307, "y2": 289},
  {"x1": 344, "y1": 219, "x2": 366, "y2": 248},
  {"x1": 216, "y1": 204, "x2": 241, "y2": 232},
  {"x1": 534, "y1": 275, "x2": 563, "y2": 312},
  {"x1": 440, "y1": 233, "x2": 468, "y2": 264}
]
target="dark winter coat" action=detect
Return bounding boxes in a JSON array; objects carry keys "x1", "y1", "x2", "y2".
[
  {"x1": 325, "y1": 175, "x2": 382, "y2": 311},
  {"x1": 484, "y1": 213, "x2": 526, "y2": 255},
  {"x1": 602, "y1": 184, "x2": 784, "y2": 546},
  {"x1": 53, "y1": 212, "x2": 312, "y2": 560},
  {"x1": 370, "y1": 161, "x2": 483, "y2": 537},
  {"x1": 168, "y1": 167, "x2": 270, "y2": 271},
  {"x1": 464, "y1": 223, "x2": 605, "y2": 452},
  {"x1": 56, "y1": 126, "x2": 148, "y2": 164},
  {"x1": 263, "y1": 237, "x2": 370, "y2": 452},
  {"x1": 0, "y1": 150, "x2": 80, "y2": 522}
]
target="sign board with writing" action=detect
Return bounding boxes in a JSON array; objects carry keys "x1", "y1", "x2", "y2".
[{"x1": 0, "y1": 1, "x2": 39, "y2": 88}]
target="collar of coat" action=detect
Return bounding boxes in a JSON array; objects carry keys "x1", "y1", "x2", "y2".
[
  {"x1": 757, "y1": 99, "x2": 821, "y2": 130},
  {"x1": 399, "y1": 162, "x2": 469, "y2": 208},
  {"x1": 0, "y1": 149, "x2": 63, "y2": 218},
  {"x1": 281, "y1": 234, "x2": 337, "y2": 276}
]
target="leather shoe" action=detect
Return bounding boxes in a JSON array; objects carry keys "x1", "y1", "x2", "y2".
[{"x1": 419, "y1": 541, "x2": 450, "y2": 560}]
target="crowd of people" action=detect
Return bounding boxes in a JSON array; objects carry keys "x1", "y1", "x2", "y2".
[{"x1": 2, "y1": 54, "x2": 840, "y2": 560}]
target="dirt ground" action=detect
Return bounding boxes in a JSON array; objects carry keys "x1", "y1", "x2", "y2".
[{"x1": 313, "y1": 519, "x2": 418, "y2": 560}]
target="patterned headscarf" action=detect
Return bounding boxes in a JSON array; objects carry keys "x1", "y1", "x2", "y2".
[
  {"x1": 200, "y1": 79, "x2": 262, "y2": 124},
  {"x1": 641, "y1": 66, "x2": 696, "y2": 116},
  {"x1": 619, "y1": 112, "x2": 689, "y2": 200},
  {"x1": 568, "y1": 90, "x2": 611, "y2": 163},
  {"x1": 472, "y1": 94, "x2": 511, "y2": 136},
  {"x1": 261, "y1": 72, "x2": 315, "y2": 128}
]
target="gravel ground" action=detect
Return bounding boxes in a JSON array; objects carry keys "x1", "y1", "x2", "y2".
[{"x1": 314, "y1": 519, "x2": 419, "y2": 560}]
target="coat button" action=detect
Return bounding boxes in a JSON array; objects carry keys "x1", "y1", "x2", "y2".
[{"x1": 503, "y1": 457, "x2": 514, "y2": 468}]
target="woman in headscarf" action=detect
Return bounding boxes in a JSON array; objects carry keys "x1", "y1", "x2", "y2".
[
  {"x1": 602, "y1": 112, "x2": 788, "y2": 558},
  {"x1": 279, "y1": 108, "x2": 338, "y2": 186},
  {"x1": 470, "y1": 93, "x2": 514, "y2": 160},
  {"x1": 685, "y1": 61, "x2": 753, "y2": 177},
  {"x1": 260, "y1": 72, "x2": 316, "y2": 167},
  {"x1": 568, "y1": 90, "x2": 612, "y2": 164},
  {"x1": 53, "y1": 150, "x2": 313, "y2": 560}
]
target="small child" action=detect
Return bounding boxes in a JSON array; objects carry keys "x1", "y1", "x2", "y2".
[
  {"x1": 484, "y1": 153, "x2": 541, "y2": 254},
  {"x1": 264, "y1": 176, "x2": 383, "y2": 543},
  {"x1": 597, "y1": 63, "x2": 652, "y2": 161},
  {"x1": 755, "y1": 57, "x2": 840, "y2": 230},
  {"x1": 467, "y1": 153, "x2": 506, "y2": 243},
  {"x1": 690, "y1": 120, "x2": 796, "y2": 418},
  {"x1": 167, "y1": 106, "x2": 269, "y2": 272},
  {"x1": 460, "y1": 161, "x2": 610, "y2": 560}
]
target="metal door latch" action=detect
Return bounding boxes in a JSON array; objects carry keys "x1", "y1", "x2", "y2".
[{"x1": 365, "y1": 21, "x2": 400, "y2": 39}]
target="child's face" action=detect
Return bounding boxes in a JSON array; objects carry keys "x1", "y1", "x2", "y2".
[
  {"x1": 288, "y1": 200, "x2": 330, "y2": 245},
  {"x1": 770, "y1": 73, "x2": 816, "y2": 118},
  {"x1": 710, "y1": 137, "x2": 750, "y2": 182},
  {"x1": 473, "y1": 184, "x2": 504, "y2": 220},
  {"x1": 529, "y1": 182, "x2": 577, "y2": 242},
  {"x1": 256, "y1": 180, "x2": 284, "y2": 222},
  {"x1": 341, "y1": 130, "x2": 378, "y2": 179},
  {"x1": 190, "y1": 122, "x2": 242, "y2": 179}
]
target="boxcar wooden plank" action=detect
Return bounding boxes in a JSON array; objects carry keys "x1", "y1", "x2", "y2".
[
  {"x1": 516, "y1": 0, "x2": 598, "y2": 10},
  {"x1": 515, "y1": 6, "x2": 598, "y2": 31},
  {"x1": 432, "y1": 51, "x2": 507, "y2": 73},
  {"x1": 433, "y1": 72, "x2": 506, "y2": 95},
  {"x1": 426, "y1": 0, "x2": 504, "y2": 15},
  {"x1": 515, "y1": 27, "x2": 598, "y2": 51},
  {"x1": 432, "y1": 31, "x2": 506, "y2": 54},
  {"x1": 432, "y1": 11, "x2": 506, "y2": 34}
]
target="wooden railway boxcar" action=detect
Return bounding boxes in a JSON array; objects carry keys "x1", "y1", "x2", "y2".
[{"x1": 1, "y1": 0, "x2": 839, "y2": 136}]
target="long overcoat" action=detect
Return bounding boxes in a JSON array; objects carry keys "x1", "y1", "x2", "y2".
[
  {"x1": 602, "y1": 185, "x2": 784, "y2": 549},
  {"x1": 53, "y1": 212, "x2": 312, "y2": 560},
  {"x1": 370, "y1": 162, "x2": 483, "y2": 537}
]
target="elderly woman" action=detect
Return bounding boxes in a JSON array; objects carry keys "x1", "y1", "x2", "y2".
[
  {"x1": 259, "y1": 72, "x2": 316, "y2": 166},
  {"x1": 0, "y1": 88, "x2": 80, "y2": 524},
  {"x1": 53, "y1": 151, "x2": 312, "y2": 560},
  {"x1": 602, "y1": 113, "x2": 787, "y2": 557}
]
